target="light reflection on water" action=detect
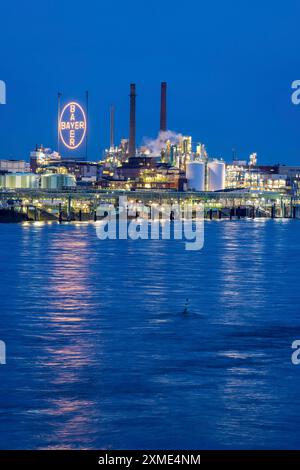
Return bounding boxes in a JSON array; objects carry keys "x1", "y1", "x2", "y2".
[{"x1": 0, "y1": 220, "x2": 300, "y2": 449}]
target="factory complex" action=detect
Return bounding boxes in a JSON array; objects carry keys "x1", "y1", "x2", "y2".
[{"x1": 1, "y1": 82, "x2": 300, "y2": 222}]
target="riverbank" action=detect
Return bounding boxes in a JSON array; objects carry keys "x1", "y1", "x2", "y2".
[{"x1": 1, "y1": 188, "x2": 300, "y2": 222}]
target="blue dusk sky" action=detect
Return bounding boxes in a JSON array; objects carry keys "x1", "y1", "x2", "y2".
[{"x1": 1, "y1": 0, "x2": 300, "y2": 164}]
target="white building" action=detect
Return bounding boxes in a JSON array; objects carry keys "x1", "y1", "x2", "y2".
[
  {"x1": 186, "y1": 161, "x2": 206, "y2": 191},
  {"x1": 207, "y1": 160, "x2": 226, "y2": 191},
  {"x1": 0, "y1": 159, "x2": 30, "y2": 173},
  {"x1": 40, "y1": 173, "x2": 76, "y2": 190},
  {"x1": 0, "y1": 173, "x2": 39, "y2": 189}
]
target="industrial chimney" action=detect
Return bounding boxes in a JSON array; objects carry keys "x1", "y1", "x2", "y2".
[
  {"x1": 160, "y1": 82, "x2": 167, "y2": 132},
  {"x1": 110, "y1": 105, "x2": 115, "y2": 149},
  {"x1": 129, "y1": 83, "x2": 136, "y2": 157}
]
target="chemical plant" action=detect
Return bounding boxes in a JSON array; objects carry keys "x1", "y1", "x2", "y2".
[{"x1": 1, "y1": 82, "x2": 300, "y2": 222}]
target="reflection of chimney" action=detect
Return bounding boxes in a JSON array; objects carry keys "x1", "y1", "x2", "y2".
[
  {"x1": 110, "y1": 105, "x2": 114, "y2": 149},
  {"x1": 129, "y1": 83, "x2": 136, "y2": 157},
  {"x1": 160, "y1": 82, "x2": 167, "y2": 132}
]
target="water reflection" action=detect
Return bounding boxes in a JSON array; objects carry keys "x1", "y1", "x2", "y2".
[{"x1": 16, "y1": 225, "x2": 101, "y2": 448}]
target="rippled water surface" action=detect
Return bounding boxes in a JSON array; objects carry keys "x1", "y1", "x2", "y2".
[{"x1": 1, "y1": 220, "x2": 300, "y2": 449}]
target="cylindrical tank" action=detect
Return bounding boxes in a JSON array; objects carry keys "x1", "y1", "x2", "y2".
[
  {"x1": 186, "y1": 161, "x2": 205, "y2": 191},
  {"x1": 208, "y1": 160, "x2": 225, "y2": 191},
  {"x1": 4, "y1": 173, "x2": 39, "y2": 189},
  {"x1": 40, "y1": 173, "x2": 76, "y2": 190}
]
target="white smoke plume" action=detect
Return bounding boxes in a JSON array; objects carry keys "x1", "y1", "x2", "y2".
[{"x1": 142, "y1": 130, "x2": 183, "y2": 157}]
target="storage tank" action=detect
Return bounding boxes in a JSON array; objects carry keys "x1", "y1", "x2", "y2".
[
  {"x1": 208, "y1": 160, "x2": 225, "y2": 191},
  {"x1": 4, "y1": 173, "x2": 39, "y2": 189},
  {"x1": 40, "y1": 173, "x2": 76, "y2": 190},
  {"x1": 186, "y1": 161, "x2": 205, "y2": 191}
]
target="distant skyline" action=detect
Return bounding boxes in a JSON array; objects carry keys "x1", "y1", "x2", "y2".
[{"x1": 1, "y1": 0, "x2": 300, "y2": 164}]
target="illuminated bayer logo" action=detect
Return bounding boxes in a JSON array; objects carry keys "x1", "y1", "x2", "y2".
[{"x1": 59, "y1": 101, "x2": 87, "y2": 150}]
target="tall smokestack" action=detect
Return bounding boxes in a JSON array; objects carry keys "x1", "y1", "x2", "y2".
[
  {"x1": 110, "y1": 105, "x2": 115, "y2": 149},
  {"x1": 129, "y1": 83, "x2": 136, "y2": 157},
  {"x1": 160, "y1": 82, "x2": 167, "y2": 132}
]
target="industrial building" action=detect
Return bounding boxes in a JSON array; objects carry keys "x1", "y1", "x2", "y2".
[
  {"x1": 1, "y1": 81, "x2": 299, "y2": 198},
  {"x1": 29, "y1": 144, "x2": 102, "y2": 187},
  {"x1": 225, "y1": 160, "x2": 292, "y2": 194},
  {"x1": 0, "y1": 171, "x2": 75, "y2": 190},
  {"x1": 30, "y1": 145, "x2": 61, "y2": 172},
  {"x1": 0, "y1": 160, "x2": 30, "y2": 173},
  {"x1": 99, "y1": 82, "x2": 200, "y2": 191},
  {"x1": 40, "y1": 173, "x2": 76, "y2": 190},
  {"x1": 186, "y1": 160, "x2": 226, "y2": 192},
  {"x1": 186, "y1": 161, "x2": 205, "y2": 191},
  {"x1": 99, "y1": 160, "x2": 186, "y2": 191},
  {"x1": 0, "y1": 173, "x2": 39, "y2": 189},
  {"x1": 40, "y1": 160, "x2": 101, "y2": 184}
]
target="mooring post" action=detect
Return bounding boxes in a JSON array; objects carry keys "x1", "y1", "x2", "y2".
[
  {"x1": 282, "y1": 204, "x2": 286, "y2": 218},
  {"x1": 59, "y1": 203, "x2": 62, "y2": 223},
  {"x1": 67, "y1": 195, "x2": 72, "y2": 221},
  {"x1": 280, "y1": 198, "x2": 284, "y2": 218},
  {"x1": 271, "y1": 204, "x2": 276, "y2": 219}
]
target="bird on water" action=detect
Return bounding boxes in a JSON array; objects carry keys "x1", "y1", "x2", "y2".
[{"x1": 183, "y1": 298, "x2": 189, "y2": 315}]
